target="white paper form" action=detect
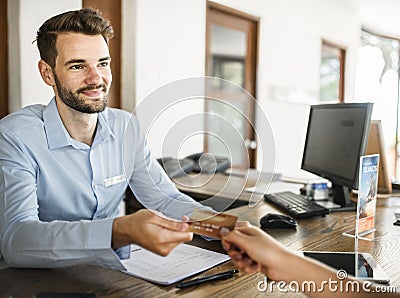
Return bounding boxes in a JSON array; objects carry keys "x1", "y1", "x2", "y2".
[
  {"x1": 245, "y1": 181, "x2": 303, "y2": 195},
  {"x1": 120, "y1": 244, "x2": 230, "y2": 285}
]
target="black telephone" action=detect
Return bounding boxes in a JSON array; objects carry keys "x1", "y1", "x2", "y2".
[
  {"x1": 185, "y1": 152, "x2": 230, "y2": 174},
  {"x1": 157, "y1": 153, "x2": 230, "y2": 179},
  {"x1": 157, "y1": 157, "x2": 194, "y2": 179}
]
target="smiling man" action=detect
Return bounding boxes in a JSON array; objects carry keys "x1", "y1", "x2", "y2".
[
  {"x1": 39, "y1": 32, "x2": 112, "y2": 145},
  {"x1": 0, "y1": 8, "x2": 209, "y2": 269}
]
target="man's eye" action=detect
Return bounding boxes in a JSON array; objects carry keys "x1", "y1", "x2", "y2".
[
  {"x1": 70, "y1": 65, "x2": 84, "y2": 70},
  {"x1": 99, "y1": 61, "x2": 110, "y2": 67}
]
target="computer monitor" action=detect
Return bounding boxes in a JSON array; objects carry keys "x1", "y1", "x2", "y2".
[{"x1": 301, "y1": 103, "x2": 373, "y2": 211}]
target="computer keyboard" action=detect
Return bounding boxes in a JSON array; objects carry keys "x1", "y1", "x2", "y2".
[{"x1": 264, "y1": 191, "x2": 329, "y2": 219}]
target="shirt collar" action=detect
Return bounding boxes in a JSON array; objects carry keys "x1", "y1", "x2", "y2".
[
  {"x1": 93, "y1": 110, "x2": 116, "y2": 147},
  {"x1": 43, "y1": 98, "x2": 115, "y2": 150}
]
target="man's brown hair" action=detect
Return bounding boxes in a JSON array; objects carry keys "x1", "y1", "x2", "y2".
[{"x1": 36, "y1": 8, "x2": 114, "y2": 68}]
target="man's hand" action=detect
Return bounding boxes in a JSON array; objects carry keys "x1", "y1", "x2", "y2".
[{"x1": 112, "y1": 209, "x2": 193, "y2": 256}]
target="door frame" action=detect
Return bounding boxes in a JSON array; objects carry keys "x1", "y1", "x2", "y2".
[
  {"x1": 321, "y1": 39, "x2": 346, "y2": 103},
  {"x1": 0, "y1": 0, "x2": 8, "y2": 118},
  {"x1": 83, "y1": 0, "x2": 122, "y2": 109},
  {"x1": 205, "y1": 1, "x2": 259, "y2": 168}
]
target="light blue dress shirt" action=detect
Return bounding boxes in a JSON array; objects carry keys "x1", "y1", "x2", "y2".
[{"x1": 0, "y1": 98, "x2": 207, "y2": 269}]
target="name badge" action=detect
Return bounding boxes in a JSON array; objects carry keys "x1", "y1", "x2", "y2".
[{"x1": 104, "y1": 174, "x2": 126, "y2": 187}]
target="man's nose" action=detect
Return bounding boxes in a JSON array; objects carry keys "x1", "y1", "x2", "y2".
[{"x1": 85, "y1": 66, "x2": 102, "y2": 85}]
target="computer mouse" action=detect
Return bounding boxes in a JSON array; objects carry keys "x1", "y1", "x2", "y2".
[{"x1": 260, "y1": 213, "x2": 297, "y2": 229}]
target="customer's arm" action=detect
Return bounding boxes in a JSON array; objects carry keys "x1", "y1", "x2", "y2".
[{"x1": 221, "y1": 226, "x2": 398, "y2": 298}]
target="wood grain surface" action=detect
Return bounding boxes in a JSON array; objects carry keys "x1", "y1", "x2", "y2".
[{"x1": 1, "y1": 175, "x2": 399, "y2": 297}]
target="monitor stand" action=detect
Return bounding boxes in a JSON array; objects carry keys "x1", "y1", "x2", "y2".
[{"x1": 328, "y1": 184, "x2": 357, "y2": 212}]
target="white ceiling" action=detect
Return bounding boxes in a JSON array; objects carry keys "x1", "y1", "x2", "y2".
[{"x1": 336, "y1": 0, "x2": 400, "y2": 38}]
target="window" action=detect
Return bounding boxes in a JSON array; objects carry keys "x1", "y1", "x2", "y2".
[
  {"x1": 211, "y1": 55, "x2": 245, "y2": 90},
  {"x1": 355, "y1": 30, "x2": 400, "y2": 180},
  {"x1": 320, "y1": 40, "x2": 345, "y2": 102}
]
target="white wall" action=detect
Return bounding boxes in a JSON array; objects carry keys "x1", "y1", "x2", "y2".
[
  {"x1": 134, "y1": 0, "x2": 207, "y2": 158},
  {"x1": 8, "y1": 0, "x2": 82, "y2": 112},
  {"x1": 258, "y1": 99, "x2": 314, "y2": 178},
  {"x1": 212, "y1": 0, "x2": 360, "y2": 103},
  {"x1": 133, "y1": 0, "x2": 362, "y2": 176},
  {"x1": 121, "y1": 0, "x2": 136, "y2": 113}
]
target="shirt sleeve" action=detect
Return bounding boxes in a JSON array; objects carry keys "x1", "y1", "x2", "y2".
[{"x1": 0, "y1": 128, "x2": 124, "y2": 269}]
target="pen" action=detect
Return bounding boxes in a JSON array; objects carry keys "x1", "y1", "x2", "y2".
[{"x1": 175, "y1": 269, "x2": 239, "y2": 289}]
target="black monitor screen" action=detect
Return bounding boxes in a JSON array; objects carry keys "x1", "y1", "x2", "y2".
[{"x1": 301, "y1": 103, "x2": 372, "y2": 207}]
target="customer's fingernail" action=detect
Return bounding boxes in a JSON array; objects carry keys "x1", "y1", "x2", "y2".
[
  {"x1": 233, "y1": 254, "x2": 242, "y2": 261},
  {"x1": 222, "y1": 242, "x2": 230, "y2": 250},
  {"x1": 220, "y1": 227, "x2": 229, "y2": 236},
  {"x1": 179, "y1": 222, "x2": 188, "y2": 230}
]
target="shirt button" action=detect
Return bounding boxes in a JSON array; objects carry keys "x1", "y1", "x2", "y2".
[{"x1": 93, "y1": 184, "x2": 97, "y2": 190}]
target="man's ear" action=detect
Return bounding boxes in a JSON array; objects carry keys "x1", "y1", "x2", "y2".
[{"x1": 38, "y1": 60, "x2": 55, "y2": 86}]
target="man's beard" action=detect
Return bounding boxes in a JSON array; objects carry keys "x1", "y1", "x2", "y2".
[{"x1": 54, "y1": 73, "x2": 108, "y2": 114}]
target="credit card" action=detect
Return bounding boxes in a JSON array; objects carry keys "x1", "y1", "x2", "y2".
[{"x1": 188, "y1": 209, "x2": 238, "y2": 239}]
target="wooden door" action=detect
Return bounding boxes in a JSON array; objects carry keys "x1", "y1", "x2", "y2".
[
  {"x1": 205, "y1": 2, "x2": 258, "y2": 168},
  {"x1": 83, "y1": 0, "x2": 121, "y2": 109}
]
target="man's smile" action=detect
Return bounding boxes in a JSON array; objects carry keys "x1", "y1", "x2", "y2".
[{"x1": 77, "y1": 84, "x2": 108, "y2": 99}]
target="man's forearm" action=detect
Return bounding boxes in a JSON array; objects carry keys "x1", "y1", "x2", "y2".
[{"x1": 1, "y1": 218, "x2": 124, "y2": 269}]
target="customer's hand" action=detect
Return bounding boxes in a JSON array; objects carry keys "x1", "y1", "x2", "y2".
[
  {"x1": 220, "y1": 225, "x2": 293, "y2": 281},
  {"x1": 112, "y1": 209, "x2": 193, "y2": 256},
  {"x1": 235, "y1": 220, "x2": 251, "y2": 228},
  {"x1": 222, "y1": 225, "x2": 400, "y2": 298}
]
